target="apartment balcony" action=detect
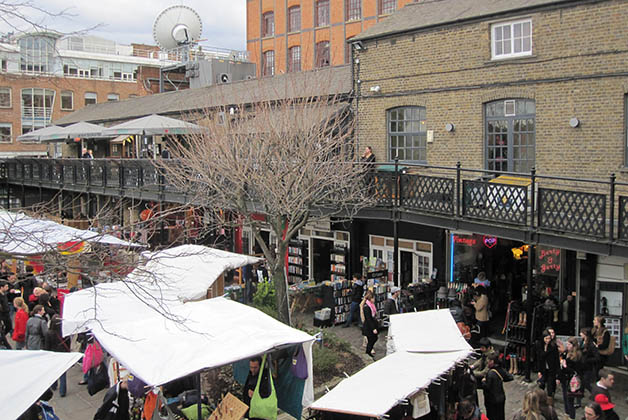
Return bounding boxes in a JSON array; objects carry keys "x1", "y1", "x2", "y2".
[{"x1": 4, "y1": 158, "x2": 628, "y2": 257}]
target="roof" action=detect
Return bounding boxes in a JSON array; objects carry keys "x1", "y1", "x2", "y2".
[
  {"x1": 352, "y1": 0, "x2": 585, "y2": 42},
  {"x1": 55, "y1": 65, "x2": 352, "y2": 125}
]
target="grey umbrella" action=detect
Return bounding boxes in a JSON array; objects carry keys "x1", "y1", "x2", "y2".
[{"x1": 101, "y1": 114, "x2": 204, "y2": 136}]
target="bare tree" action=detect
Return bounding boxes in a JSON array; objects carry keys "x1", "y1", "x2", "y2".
[
  {"x1": 0, "y1": 0, "x2": 99, "y2": 35},
  {"x1": 157, "y1": 79, "x2": 373, "y2": 325}
]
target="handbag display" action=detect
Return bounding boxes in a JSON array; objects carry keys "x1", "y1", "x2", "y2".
[
  {"x1": 249, "y1": 354, "x2": 278, "y2": 420},
  {"x1": 88, "y1": 361, "x2": 110, "y2": 396},
  {"x1": 290, "y1": 344, "x2": 308, "y2": 379}
]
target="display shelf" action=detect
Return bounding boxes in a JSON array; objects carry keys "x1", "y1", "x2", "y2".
[
  {"x1": 288, "y1": 239, "x2": 309, "y2": 284},
  {"x1": 330, "y1": 245, "x2": 348, "y2": 283}
]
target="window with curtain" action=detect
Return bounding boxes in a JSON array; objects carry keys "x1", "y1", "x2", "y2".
[
  {"x1": 316, "y1": 0, "x2": 330, "y2": 27},
  {"x1": 315, "y1": 41, "x2": 330, "y2": 68},
  {"x1": 262, "y1": 12, "x2": 275, "y2": 37}
]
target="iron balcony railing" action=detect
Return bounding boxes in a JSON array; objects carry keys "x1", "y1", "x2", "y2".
[{"x1": 4, "y1": 158, "x2": 628, "y2": 243}]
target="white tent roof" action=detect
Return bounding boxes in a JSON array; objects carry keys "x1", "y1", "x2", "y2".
[
  {"x1": 387, "y1": 309, "x2": 472, "y2": 353},
  {"x1": 62, "y1": 244, "x2": 262, "y2": 335},
  {"x1": 309, "y1": 309, "x2": 473, "y2": 418},
  {"x1": 102, "y1": 114, "x2": 204, "y2": 136},
  {"x1": 0, "y1": 210, "x2": 141, "y2": 256},
  {"x1": 88, "y1": 297, "x2": 314, "y2": 387},
  {"x1": 1, "y1": 350, "x2": 82, "y2": 420}
]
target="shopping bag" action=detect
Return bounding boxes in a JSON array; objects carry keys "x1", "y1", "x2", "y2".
[
  {"x1": 249, "y1": 354, "x2": 278, "y2": 420},
  {"x1": 567, "y1": 374, "x2": 584, "y2": 397},
  {"x1": 290, "y1": 345, "x2": 308, "y2": 379},
  {"x1": 39, "y1": 401, "x2": 61, "y2": 420},
  {"x1": 88, "y1": 361, "x2": 110, "y2": 396}
]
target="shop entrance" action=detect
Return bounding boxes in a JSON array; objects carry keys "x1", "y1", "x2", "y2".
[
  {"x1": 400, "y1": 250, "x2": 413, "y2": 288},
  {"x1": 313, "y1": 238, "x2": 332, "y2": 283}
]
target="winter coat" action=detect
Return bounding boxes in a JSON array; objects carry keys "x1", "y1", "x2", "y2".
[
  {"x1": 471, "y1": 348, "x2": 497, "y2": 380},
  {"x1": 362, "y1": 303, "x2": 379, "y2": 336},
  {"x1": 93, "y1": 383, "x2": 130, "y2": 420},
  {"x1": 383, "y1": 298, "x2": 399, "y2": 316},
  {"x1": 12, "y1": 308, "x2": 28, "y2": 343},
  {"x1": 482, "y1": 366, "x2": 512, "y2": 406},
  {"x1": 537, "y1": 341, "x2": 560, "y2": 375},
  {"x1": 25, "y1": 314, "x2": 48, "y2": 350},
  {"x1": 581, "y1": 341, "x2": 600, "y2": 373},
  {"x1": 350, "y1": 281, "x2": 364, "y2": 303},
  {"x1": 45, "y1": 328, "x2": 70, "y2": 353}
]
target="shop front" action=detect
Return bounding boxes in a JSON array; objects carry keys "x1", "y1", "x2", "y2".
[{"x1": 596, "y1": 256, "x2": 628, "y2": 366}]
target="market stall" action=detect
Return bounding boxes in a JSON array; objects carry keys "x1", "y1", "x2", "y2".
[
  {"x1": 309, "y1": 309, "x2": 473, "y2": 419},
  {"x1": 1, "y1": 350, "x2": 83, "y2": 420},
  {"x1": 62, "y1": 244, "x2": 315, "y2": 418}
]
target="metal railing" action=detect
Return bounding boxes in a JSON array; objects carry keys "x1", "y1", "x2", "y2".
[{"x1": 4, "y1": 158, "x2": 628, "y2": 243}]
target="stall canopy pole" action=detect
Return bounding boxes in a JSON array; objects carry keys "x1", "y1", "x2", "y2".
[{"x1": 197, "y1": 371, "x2": 202, "y2": 420}]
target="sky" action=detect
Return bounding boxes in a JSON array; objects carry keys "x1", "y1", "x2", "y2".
[{"x1": 0, "y1": 1, "x2": 247, "y2": 51}]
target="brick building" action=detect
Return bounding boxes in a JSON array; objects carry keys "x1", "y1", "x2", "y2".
[
  {"x1": 246, "y1": 0, "x2": 417, "y2": 77},
  {"x1": 0, "y1": 33, "x2": 174, "y2": 158},
  {"x1": 351, "y1": 0, "x2": 628, "y2": 180},
  {"x1": 349, "y1": 0, "x2": 628, "y2": 352}
]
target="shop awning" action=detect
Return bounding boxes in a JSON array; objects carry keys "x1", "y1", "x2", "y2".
[
  {"x1": 0, "y1": 210, "x2": 141, "y2": 256},
  {"x1": 102, "y1": 114, "x2": 204, "y2": 136},
  {"x1": 1, "y1": 350, "x2": 82, "y2": 420},
  {"x1": 110, "y1": 134, "x2": 134, "y2": 144},
  {"x1": 309, "y1": 309, "x2": 473, "y2": 418}
]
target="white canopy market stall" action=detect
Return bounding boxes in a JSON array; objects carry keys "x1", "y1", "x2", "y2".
[
  {"x1": 309, "y1": 309, "x2": 473, "y2": 418},
  {"x1": 62, "y1": 244, "x2": 316, "y2": 411},
  {"x1": 1, "y1": 350, "x2": 83, "y2": 420}
]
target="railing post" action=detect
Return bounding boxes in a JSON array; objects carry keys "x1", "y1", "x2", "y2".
[
  {"x1": 455, "y1": 161, "x2": 461, "y2": 218},
  {"x1": 530, "y1": 167, "x2": 536, "y2": 230},
  {"x1": 610, "y1": 173, "x2": 616, "y2": 241}
]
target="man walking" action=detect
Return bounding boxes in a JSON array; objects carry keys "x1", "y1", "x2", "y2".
[
  {"x1": 0, "y1": 281, "x2": 12, "y2": 348},
  {"x1": 343, "y1": 274, "x2": 364, "y2": 328},
  {"x1": 591, "y1": 369, "x2": 619, "y2": 420}
]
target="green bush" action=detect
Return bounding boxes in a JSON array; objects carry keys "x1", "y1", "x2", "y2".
[
  {"x1": 252, "y1": 280, "x2": 277, "y2": 310},
  {"x1": 312, "y1": 345, "x2": 339, "y2": 376}
]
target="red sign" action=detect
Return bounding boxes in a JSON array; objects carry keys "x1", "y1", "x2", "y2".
[
  {"x1": 538, "y1": 246, "x2": 561, "y2": 274},
  {"x1": 453, "y1": 235, "x2": 476, "y2": 246}
]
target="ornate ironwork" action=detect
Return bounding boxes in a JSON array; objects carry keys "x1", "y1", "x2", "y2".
[
  {"x1": 462, "y1": 180, "x2": 528, "y2": 225},
  {"x1": 538, "y1": 188, "x2": 606, "y2": 238},
  {"x1": 90, "y1": 161, "x2": 105, "y2": 186},
  {"x1": 106, "y1": 162, "x2": 120, "y2": 188},
  {"x1": 401, "y1": 174, "x2": 454, "y2": 215},
  {"x1": 619, "y1": 196, "x2": 628, "y2": 241}
]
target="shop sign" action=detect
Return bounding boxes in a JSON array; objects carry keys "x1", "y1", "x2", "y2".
[
  {"x1": 537, "y1": 246, "x2": 560, "y2": 274},
  {"x1": 483, "y1": 236, "x2": 498, "y2": 248},
  {"x1": 453, "y1": 235, "x2": 476, "y2": 246}
]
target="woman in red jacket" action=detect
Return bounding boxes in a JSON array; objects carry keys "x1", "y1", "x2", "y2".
[{"x1": 12, "y1": 297, "x2": 29, "y2": 349}]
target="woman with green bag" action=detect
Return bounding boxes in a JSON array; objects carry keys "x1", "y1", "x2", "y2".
[{"x1": 242, "y1": 355, "x2": 277, "y2": 420}]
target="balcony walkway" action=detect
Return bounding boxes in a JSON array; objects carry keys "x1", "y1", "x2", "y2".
[{"x1": 4, "y1": 158, "x2": 628, "y2": 257}]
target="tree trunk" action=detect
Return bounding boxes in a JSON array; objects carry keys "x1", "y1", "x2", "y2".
[{"x1": 272, "y1": 244, "x2": 291, "y2": 325}]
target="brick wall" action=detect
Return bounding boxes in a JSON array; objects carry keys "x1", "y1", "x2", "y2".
[
  {"x1": 354, "y1": 0, "x2": 628, "y2": 181},
  {"x1": 0, "y1": 73, "x2": 151, "y2": 155},
  {"x1": 246, "y1": 0, "x2": 417, "y2": 77}
]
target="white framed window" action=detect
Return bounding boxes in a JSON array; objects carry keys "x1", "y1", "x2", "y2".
[
  {"x1": 84, "y1": 92, "x2": 97, "y2": 106},
  {"x1": 369, "y1": 235, "x2": 433, "y2": 285},
  {"x1": 0, "y1": 87, "x2": 11, "y2": 108},
  {"x1": 491, "y1": 19, "x2": 532, "y2": 60},
  {"x1": 107, "y1": 93, "x2": 120, "y2": 102},
  {"x1": 0, "y1": 123, "x2": 12, "y2": 143},
  {"x1": 60, "y1": 91, "x2": 73, "y2": 110}
]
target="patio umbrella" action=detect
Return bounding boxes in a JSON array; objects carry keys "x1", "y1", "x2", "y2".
[
  {"x1": 101, "y1": 114, "x2": 204, "y2": 136},
  {"x1": 16, "y1": 125, "x2": 63, "y2": 142},
  {"x1": 40, "y1": 121, "x2": 106, "y2": 142}
]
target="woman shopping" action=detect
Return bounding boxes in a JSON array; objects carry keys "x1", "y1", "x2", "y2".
[
  {"x1": 361, "y1": 290, "x2": 379, "y2": 360},
  {"x1": 559, "y1": 337, "x2": 584, "y2": 419},
  {"x1": 592, "y1": 315, "x2": 612, "y2": 368},
  {"x1": 536, "y1": 329, "x2": 560, "y2": 398}
]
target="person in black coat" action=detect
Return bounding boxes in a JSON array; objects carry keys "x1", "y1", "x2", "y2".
[
  {"x1": 93, "y1": 380, "x2": 130, "y2": 420},
  {"x1": 383, "y1": 287, "x2": 401, "y2": 317},
  {"x1": 343, "y1": 274, "x2": 364, "y2": 328},
  {"x1": 537, "y1": 329, "x2": 560, "y2": 397},
  {"x1": 361, "y1": 290, "x2": 379, "y2": 360},
  {"x1": 580, "y1": 327, "x2": 600, "y2": 395},
  {"x1": 45, "y1": 315, "x2": 71, "y2": 397},
  {"x1": 481, "y1": 354, "x2": 512, "y2": 420},
  {"x1": 559, "y1": 337, "x2": 585, "y2": 419},
  {"x1": 242, "y1": 356, "x2": 271, "y2": 419}
]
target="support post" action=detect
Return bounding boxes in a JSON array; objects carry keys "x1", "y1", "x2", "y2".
[
  {"x1": 456, "y1": 161, "x2": 461, "y2": 218},
  {"x1": 525, "y1": 243, "x2": 535, "y2": 382},
  {"x1": 197, "y1": 372, "x2": 202, "y2": 420},
  {"x1": 610, "y1": 173, "x2": 616, "y2": 241},
  {"x1": 393, "y1": 158, "x2": 399, "y2": 288}
]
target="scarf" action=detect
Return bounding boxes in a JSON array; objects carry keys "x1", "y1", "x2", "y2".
[{"x1": 366, "y1": 299, "x2": 377, "y2": 317}]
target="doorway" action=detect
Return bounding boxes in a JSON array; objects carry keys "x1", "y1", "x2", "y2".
[
  {"x1": 313, "y1": 238, "x2": 333, "y2": 283},
  {"x1": 400, "y1": 251, "x2": 413, "y2": 288}
]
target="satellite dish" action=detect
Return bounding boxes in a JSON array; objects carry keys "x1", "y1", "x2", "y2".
[{"x1": 153, "y1": 5, "x2": 203, "y2": 50}]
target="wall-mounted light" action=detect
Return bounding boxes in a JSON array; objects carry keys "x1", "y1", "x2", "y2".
[
  {"x1": 445, "y1": 123, "x2": 455, "y2": 132},
  {"x1": 369, "y1": 85, "x2": 381, "y2": 93},
  {"x1": 353, "y1": 41, "x2": 365, "y2": 51},
  {"x1": 569, "y1": 117, "x2": 580, "y2": 128}
]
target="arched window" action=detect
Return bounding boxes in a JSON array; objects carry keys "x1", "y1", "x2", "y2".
[
  {"x1": 485, "y1": 99, "x2": 535, "y2": 173},
  {"x1": 262, "y1": 12, "x2": 274, "y2": 37},
  {"x1": 263, "y1": 50, "x2": 275, "y2": 77},
  {"x1": 388, "y1": 106, "x2": 427, "y2": 162}
]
